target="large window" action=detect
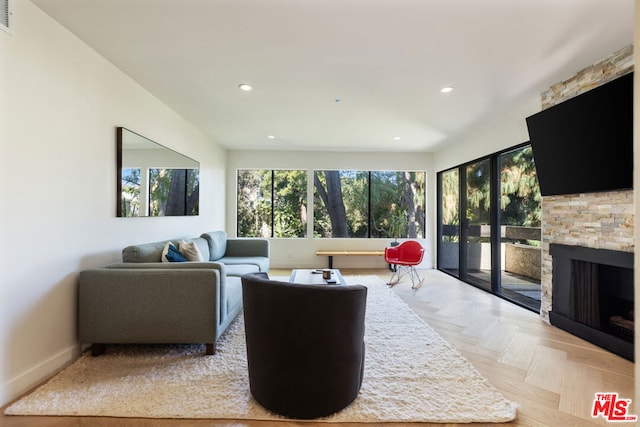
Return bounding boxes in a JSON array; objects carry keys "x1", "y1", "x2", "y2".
[
  {"x1": 236, "y1": 169, "x2": 426, "y2": 239},
  {"x1": 437, "y1": 144, "x2": 541, "y2": 311},
  {"x1": 313, "y1": 170, "x2": 368, "y2": 237},
  {"x1": 314, "y1": 170, "x2": 426, "y2": 238},
  {"x1": 237, "y1": 169, "x2": 307, "y2": 238}
]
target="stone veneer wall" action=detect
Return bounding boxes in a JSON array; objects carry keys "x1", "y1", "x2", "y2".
[{"x1": 539, "y1": 45, "x2": 634, "y2": 322}]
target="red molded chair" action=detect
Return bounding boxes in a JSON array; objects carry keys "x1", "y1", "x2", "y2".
[{"x1": 384, "y1": 241, "x2": 425, "y2": 288}]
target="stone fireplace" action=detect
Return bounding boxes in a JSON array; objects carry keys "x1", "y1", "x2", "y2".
[{"x1": 538, "y1": 46, "x2": 634, "y2": 360}]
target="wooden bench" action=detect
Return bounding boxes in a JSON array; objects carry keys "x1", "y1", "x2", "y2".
[{"x1": 316, "y1": 249, "x2": 385, "y2": 268}]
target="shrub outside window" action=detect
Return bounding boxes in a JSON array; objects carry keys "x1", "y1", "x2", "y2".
[{"x1": 237, "y1": 169, "x2": 307, "y2": 238}]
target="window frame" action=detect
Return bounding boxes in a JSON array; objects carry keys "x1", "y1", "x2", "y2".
[{"x1": 236, "y1": 169, "x2": 308, "y2": 238}]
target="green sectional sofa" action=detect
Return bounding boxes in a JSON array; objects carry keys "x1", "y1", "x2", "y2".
[{"x1": 78, "y1": 231, "x2": 269, "y2": 355}]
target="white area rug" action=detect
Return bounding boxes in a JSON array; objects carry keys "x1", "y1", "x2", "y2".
[{"x1": 5, "y1": 276, "x2": 517, "y2": 423}]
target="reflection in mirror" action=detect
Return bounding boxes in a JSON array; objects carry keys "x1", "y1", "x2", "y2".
[{"x1": 117, "y1": 127, "x2": 199, "y2": 217}]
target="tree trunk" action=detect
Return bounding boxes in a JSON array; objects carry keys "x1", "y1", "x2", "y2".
[
  {"x1": 402, "y1": 172, "x2": 417, "y2": 238},
  {"x1": 165, "y1": 170, "x2": 187, "y2": 215},
  {"x1": 314, "y1": 171, "x2": 349, "y2": 237}
]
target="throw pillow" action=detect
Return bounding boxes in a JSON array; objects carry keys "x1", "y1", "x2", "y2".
[
  {"x1": 179, "y1": 240, "x2": 204, "y2": 262},
  {"x1": 161, "y1": 242, "x2": 187, "y2": 263}
]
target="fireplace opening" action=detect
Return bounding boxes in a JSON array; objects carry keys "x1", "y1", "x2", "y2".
[
  {"x1": 550, "y1": 244, "x2": 634, "y2": 361},
  {"x1": 570, "y1": 260, "x2": 634, "y2": 339}
]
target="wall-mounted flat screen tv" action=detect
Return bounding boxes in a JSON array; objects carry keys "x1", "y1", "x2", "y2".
[{"x1": 525, "y1": 72, "x2": 633, "y2": 197}]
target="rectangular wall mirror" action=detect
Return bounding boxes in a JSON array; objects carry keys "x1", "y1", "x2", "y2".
[{"x1": 117, "y1": 127, "x2": 200, "y2": 217}]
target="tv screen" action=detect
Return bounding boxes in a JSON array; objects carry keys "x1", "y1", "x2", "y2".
[{"x1": 525, "y1": 72, "x2": 633, "y2": 197}]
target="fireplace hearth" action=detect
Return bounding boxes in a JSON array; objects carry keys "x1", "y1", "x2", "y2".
[{"x1": 549, "y1": 244, "x2": 634, "y2": 361}]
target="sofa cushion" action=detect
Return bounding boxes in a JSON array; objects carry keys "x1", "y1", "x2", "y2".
[
  {"x1": 179, "y1": 239, "x2": 205, "y2": 261},
  {"x1": 190, "y1": 237, "x2": 211, "y2": 261},
  {"x1": 123, "y1": 240, "x2": 180, "y2": 263},
  {"x1": 221, "y1": 263, "x2": 260, "y2": 277},
  {"x1": 201, "y1": 231, "x2": 227, "y2": 261},
  {"x1": 122, "y1": 237, "x2": 211, "y2": 263},
  {"x1": 218, "y1": 256, "x2": 270, "y2": 274},
  {"x1": 225, "y1": 276, "x2": 243, "y2": 315},
  {"x1": 162, "y1": 242, "x2": 187, "y2": 263}
]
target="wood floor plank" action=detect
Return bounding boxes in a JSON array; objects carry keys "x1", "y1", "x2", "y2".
[
  {"x1": 524, "y1": 342, "x2": 567, "y2": 394},
  {"x1": 558, "y1": 361, "x2": 605, "y2": 424},
  {"x1": 499, "y1": 331, "x2": 540, "y2": 370},
  {"x1": 1, "y1": 268, "x2": 634, "y2": 427},
  {"x1": 477, "y1": 320, "x2": 519, "y2": 353}
]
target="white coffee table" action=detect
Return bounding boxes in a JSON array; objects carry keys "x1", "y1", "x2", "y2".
[{"x1": 289, "y1": 269, "x2": 347, "y2": 286}]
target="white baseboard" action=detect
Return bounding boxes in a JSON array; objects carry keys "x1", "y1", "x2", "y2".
[{"x1": 0, "y1": 344, "x2": 82, "y2": 407}]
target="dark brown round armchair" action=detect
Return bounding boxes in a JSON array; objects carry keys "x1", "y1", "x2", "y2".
[{"x1": 241, "y1": 272, "x2": 367, "y2": 419}]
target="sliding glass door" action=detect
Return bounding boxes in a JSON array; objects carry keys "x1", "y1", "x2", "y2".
[
  {"x1": 464, "y1": 158, "x2": 492, "y2": 290},
  {"x1": 497, "y1": 146, "x2": 542, "y2": 307},
  {"x1": 438, "y1": 157, "x2": 493, "y2": 290},
  {"x1": 437, "y1": 144, "x2": 541, "y2": 312},
  {"x1": 438, "y1": 168, "x2": 459, "y2": 277}
]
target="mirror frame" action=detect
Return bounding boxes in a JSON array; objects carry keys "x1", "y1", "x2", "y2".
[{"x1": 116, "y1": 127, "x2": 200, "y2": 217}]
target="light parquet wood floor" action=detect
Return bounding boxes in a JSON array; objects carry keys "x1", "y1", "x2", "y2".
[{"x1": 1, "y1": 269, "x2": 635, "y2": 427}]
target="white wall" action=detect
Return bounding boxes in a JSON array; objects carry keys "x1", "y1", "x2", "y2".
[
  {"x1": 432, "y1": 95, "x2": 540, "y2": 172},
  {"x1": 226, "y1": 150, "x2": 435, "y2": 269},
  {"x1": 0, "y1": 1, "x2": 226, "y2": 406}
]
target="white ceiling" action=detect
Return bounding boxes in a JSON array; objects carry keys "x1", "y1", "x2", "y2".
[{"x1": 32, "y1": 0, "x2": 634, "y2": 152}]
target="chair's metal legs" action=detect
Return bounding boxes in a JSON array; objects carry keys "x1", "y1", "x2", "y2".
[
  {"x1": 387, "y1": 268, "x2": 401, "y2": 286},
  {"x1": 408, "y1": 266, "x2": 424, "y2": 289},
  {"x1": 387, "y1": 265, "x2": 423, "y2": 289}
]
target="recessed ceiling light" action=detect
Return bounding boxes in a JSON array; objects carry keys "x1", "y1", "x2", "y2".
[
  {"x1": 440, "y1": 86, "x2": 454, "y2": 93},
  {"x1": 394, "y1": 137, "x2": 401, "y2": 141},
  {"x1": 267, "y1": 135, "x2": 276, "y2": 139},
  {"x1": 238, "y1": 83, "x2": 253, "y2": 91}
]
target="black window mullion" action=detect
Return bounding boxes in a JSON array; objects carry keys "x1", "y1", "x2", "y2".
[
  {"x1": 436, "y1": 171, "x2": 443, "y2": 269},
  {"x1": 459, "y1": 165, "x2": 468, "y2": 280},
  {"x1": 270, "y1": 170, "x2": 275, "y2": 238},
  {"x1": 368, "y1": 172, "x2": 372, "y2": 238},
  {"x1": 490, "y1": 156, "x2": 501, "y2": 293}
]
